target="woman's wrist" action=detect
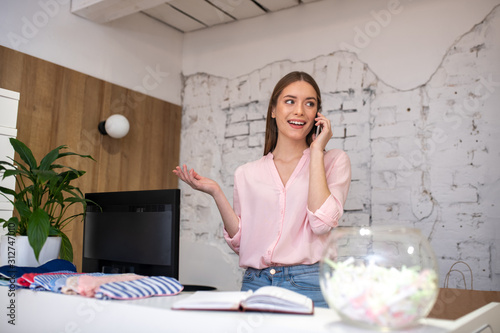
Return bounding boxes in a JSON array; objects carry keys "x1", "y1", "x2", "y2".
[
  {"x1": 310, "y1": 145, "x2": 325, "y2": 159},
  {"x1": 210, "y1": 184, "x2": 225, "y2": 200}
]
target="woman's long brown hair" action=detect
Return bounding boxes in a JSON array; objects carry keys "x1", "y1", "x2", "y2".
[{"x1": 263, "y1": 71, "x2": 322, "y2": 155}]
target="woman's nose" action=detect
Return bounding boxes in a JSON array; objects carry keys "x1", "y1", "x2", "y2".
[{"x1": 294, "y1": 103, "x2": 304, "y2": 115}]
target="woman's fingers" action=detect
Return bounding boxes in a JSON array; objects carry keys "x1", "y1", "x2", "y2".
[
  {"x1": 173, "y1": 164, "x2": 203, "y2": 190},
  {"x1": 312, "y1": 113, "x2": 333, "y2": 150},
  {"x1": 174, "y1": 165, "x2": 186, "y2": 180},
  {"x1": 172, "y1": 166, "x2": 183, "y2": 179},
  {"x1": 172, "y1": 165, "x2": 218, "y2": 195},
  {"x1": 173, "y1": 165, "x2": 192, "y2": 183},
  {"x1": 316, "y1": 112, "x2": 331, "y2": 132},
  {"x1": 184, "y1": 166, "x2": 196, "y2": 185},
  {"x1": 191, "y1": 169, "x2": 202, "y2": 180}
]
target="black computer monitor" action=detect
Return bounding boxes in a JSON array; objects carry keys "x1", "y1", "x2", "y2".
[{"x1": 82, "y1": 189, "x2": 180, "y2": 279}]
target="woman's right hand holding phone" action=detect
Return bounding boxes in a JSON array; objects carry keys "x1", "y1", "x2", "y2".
[{"x1": 311, "y1": 112, "x2": 333, "y2": 152}]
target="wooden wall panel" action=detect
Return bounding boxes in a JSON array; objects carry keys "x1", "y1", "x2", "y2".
[{"x1": 0, "y1": 46, "x2": 182, "y2": 270}]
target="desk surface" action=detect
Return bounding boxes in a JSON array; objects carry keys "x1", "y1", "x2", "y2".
[{"x1": 0, "y1": 287, "x2": 498, "y2": 333}]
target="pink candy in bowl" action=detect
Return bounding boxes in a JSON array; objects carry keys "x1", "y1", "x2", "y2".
[{"x1": 320, "y1": 226, "x2": 439, "y2": 330}]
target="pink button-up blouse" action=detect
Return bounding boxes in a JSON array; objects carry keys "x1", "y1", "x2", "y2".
[{"x1": 223, "y1": 148, "x2": 351, "y2": 269}]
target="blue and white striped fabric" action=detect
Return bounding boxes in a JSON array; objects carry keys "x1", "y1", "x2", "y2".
[
  {"x1": 95, "y1": 276, "x2": 184, "y2": 300},
  {"x1": 23, "y1": 271, "x2": 79, "y2": 290},
  {"x1": 29, "y1": 272, "x2": 79, "y2": 291},
  {"x1": 31, "y1": 272, "x2": 107, "y2": 292}
]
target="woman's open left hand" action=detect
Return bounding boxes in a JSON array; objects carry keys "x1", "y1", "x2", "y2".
[{"x1": 172, "y1": 165, "x2": 220, "y2": 196}]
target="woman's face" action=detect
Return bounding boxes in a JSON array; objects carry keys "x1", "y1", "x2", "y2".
[{"x1": 272, "y1": 80, "x2": 318, "y2": 142}]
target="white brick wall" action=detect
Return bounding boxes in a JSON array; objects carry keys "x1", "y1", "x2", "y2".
[{"x1": 179, "y1": 7, "x2": 500, "y2": 291}]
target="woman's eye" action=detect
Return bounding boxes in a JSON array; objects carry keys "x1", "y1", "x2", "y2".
[
  {"x1": 306, "y1": 101, "x2": 315, "y2": 107},
  {"x1": 285, "y1": 99, "x2": 294, "y2": 104}
]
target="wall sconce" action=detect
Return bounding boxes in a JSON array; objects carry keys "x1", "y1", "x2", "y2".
[{"x1": 98, "y1": 114, "x2": 130, "y2": 139}]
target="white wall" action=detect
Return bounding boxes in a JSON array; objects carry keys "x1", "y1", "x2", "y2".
[
  {"x1": 182, "y1": 0, "x2": 499, "y2": 90},
  {"x1": 179, "y1": 0, "x2": 500, "y2": 292},
  {"x1": 0, "y1": 0, "x2": 183, "y2": 105}
]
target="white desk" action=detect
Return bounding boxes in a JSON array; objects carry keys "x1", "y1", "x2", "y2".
[{"x1": 0, "y1": 286, "x2": 498, "y2": 333}]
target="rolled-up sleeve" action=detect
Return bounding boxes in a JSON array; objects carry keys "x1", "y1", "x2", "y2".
[
  {"x1": 223, "y1": 218, "x2": 241, "y2": 254},
  {"x1": 307, "y1": 150, "x2": 351, "y2": 235},
  {"x1": 223, "y1": 167, "x2": 243, "y2": 253}
]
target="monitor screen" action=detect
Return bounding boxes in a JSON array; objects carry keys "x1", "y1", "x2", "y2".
[{"x1": 82, "y1": 189, "x2": 180, "y2": 279}]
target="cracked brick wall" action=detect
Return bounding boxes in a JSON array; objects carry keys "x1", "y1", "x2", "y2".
[{"x1": 179, "y1": 6, "x2": 500, "y2": 290}]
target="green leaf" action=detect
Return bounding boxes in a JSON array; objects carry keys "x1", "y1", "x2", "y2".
[
  {"x1": 64, "y1": 196, "x2": 85, "y2": 204},
  {"x1": 54, "y1": 192, "x2": 65, "y2": 205},
  {"x1": 49, "y1": 164, "x2": 65, "y2": 170},
  {"x1": 14, "y1": 200, "x2": 31, "y2": 219},
  {"x1": 10, "y1": 138, "x2": 37, "y2": 170},
  {"x1": 0, "y1": 186, "x2": 17, "y2": 197},
  {"x1": 58, "y1": 170, "x2": 86, "y2": 182},
  {"x1": 12, "y1": 160, "x2": 30, "y2": 174},
  {"x1": 0, "y1": 160, "x2": 15, "y2": 167},
  {"x1": 33, "y1": 169, "x2": 57, "y2": 183},
  {"x1": 58, "y1": 151, "x2": 96, "y2": 162},
  {"x1": 27, "y1": 208, "x2": 50, "y2": 261},
  {"x1": 59, "y1": 232, "x2": 73, "y2": 262},
  {"x1": 1, "y1": 216, "x2": 19, "y2": 233},
  {"x1": 48, "y1": 227, "x2": 72, "y2": 261},
  {"x1": 17, "y1": 185, "x2": 34, "y2": 200},
  {"x1": 48, "y1": 226, "x2": 59, "y2": 236},
  {"x1": 39, "y1": 146, "x2": 64, "y2": 171},
  {"x1": 3, "y1": 169, "x2": 21, "y2": 178}
]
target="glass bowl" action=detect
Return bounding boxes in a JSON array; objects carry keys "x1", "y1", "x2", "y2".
[{"x1": 320, "y1": 226, "x2": 439, "y2": 330}]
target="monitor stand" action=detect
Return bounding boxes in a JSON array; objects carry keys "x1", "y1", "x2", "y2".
[{"x1": 182, "y1": 284, "x2": 217, "y2": 292}]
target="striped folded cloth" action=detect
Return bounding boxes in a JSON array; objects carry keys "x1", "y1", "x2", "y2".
[
  {"x1": 31, "y1": 272, "x2": 107, "y2": 292},
  {"x1": 95, "y1": 276, "x2": 184, "y2": 300},
  {"x1": 17, "y1": 271, "x2": 77, "y2": 288},
  {"x1": 63, "y1": 273, "x2": 144, "y2": 297}
]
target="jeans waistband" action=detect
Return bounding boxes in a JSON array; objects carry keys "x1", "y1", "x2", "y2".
[{"x1": 245, "y1": 262, "x2": 319, "y2": 277}]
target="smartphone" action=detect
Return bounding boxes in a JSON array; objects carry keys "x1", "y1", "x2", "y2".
[{"x1": 315, "y1": 113, "x2": 321, "y2": 137}]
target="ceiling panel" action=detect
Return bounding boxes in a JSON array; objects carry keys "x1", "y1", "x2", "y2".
[
  {"x1": 168, "y1": 0, "x2": 234, "y2": 27},
  {"x1": 207, "y1": 0, "x2": 266, "y2": 20},
  {"x1": 255, "y1": 0, "x2": 300, "y2": 12},
  {"x1": 143, "y1": 4, "x2": 206, "y2": 32},
  {"x1": 71, "y1": 0, "x2": 167, "y2": 23},
  {"x1": 72, "y1": 0, "x2": 325, "y2": 33}
]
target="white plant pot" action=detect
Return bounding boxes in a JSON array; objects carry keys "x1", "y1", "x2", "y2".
[{"x1": 0, "y1": 235, "x2": 62, "y2": 267}]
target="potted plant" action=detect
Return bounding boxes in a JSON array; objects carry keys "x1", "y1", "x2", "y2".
[{"x1": 0, "y1": 138, "x2": 94, "y2": 264}]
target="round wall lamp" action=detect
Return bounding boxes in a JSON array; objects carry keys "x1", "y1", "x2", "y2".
[{"x1": 98, "y1": 114, "x2": 130, "y2": 139}]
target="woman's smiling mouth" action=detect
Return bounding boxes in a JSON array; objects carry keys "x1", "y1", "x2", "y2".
[{"x1": 288, "y1": 120, "x2": 306, "y2": 127}]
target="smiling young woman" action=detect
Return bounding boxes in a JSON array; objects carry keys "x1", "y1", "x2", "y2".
[
  {"x1": 272, "y1": 80, "x2": 318, "y2": 149},
  {"x1": 270, "y1": 80, "x2": 321, "y2": 186},
  {"x1": 264, "y1": 72, "x2": 322, "y2": 155},
  {"x1": 173, "y1": 71, "x2": 351, "y2": 308}
]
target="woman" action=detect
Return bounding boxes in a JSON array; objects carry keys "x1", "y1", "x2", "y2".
[{"x1": 173, "y1": 71, "x2": 351, "y2": 307}]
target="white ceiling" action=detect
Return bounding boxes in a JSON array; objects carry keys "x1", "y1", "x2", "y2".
[{"x1": 71, "y1": 0, "x2": 323, "y2": 33}]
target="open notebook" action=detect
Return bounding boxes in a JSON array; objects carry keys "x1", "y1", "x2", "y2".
[{"x1": 172, "y1": 286, "x2": 314, "y2": 315}]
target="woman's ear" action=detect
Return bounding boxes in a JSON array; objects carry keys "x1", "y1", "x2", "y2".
[{"x1": 271, "y1": 108, "x2": 276, "y2": 118}]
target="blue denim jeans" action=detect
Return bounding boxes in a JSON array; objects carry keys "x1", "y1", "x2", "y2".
[{"x1": 241, "y1": 263, "x2": 328, "y2": 308}]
